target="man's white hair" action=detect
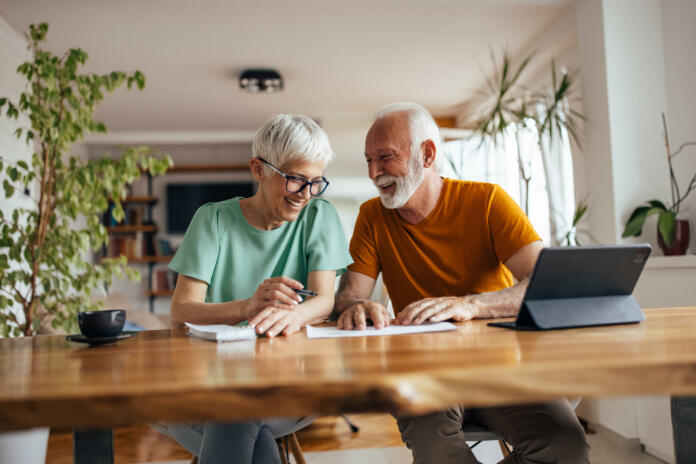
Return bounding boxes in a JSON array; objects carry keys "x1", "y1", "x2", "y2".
[
  {"x1": 374, "y1": 102, "x2": 443, "y2": 168},
  {"x1": 252, "y1": 114, "x2": 335, "y2": 169}
]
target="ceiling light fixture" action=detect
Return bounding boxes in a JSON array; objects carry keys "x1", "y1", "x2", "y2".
[{"x1": 239, "y1": 69, "x2": 284, "y2": 93}]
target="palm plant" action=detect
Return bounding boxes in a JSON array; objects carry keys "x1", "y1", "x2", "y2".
[{"x1": 472, "y1": 51, "x2": 585, "y2": 244}]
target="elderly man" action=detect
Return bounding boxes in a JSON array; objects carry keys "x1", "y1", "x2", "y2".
[{"x1": 334, "y1": 102, "x2": 589, "y2": 464}]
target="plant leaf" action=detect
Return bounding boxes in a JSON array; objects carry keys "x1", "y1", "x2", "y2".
[
  {"x1": 622, "y1": 206, "x2": 663, "y2": 237},
  {"x1": 647, "y1": 199, "x2": 669, "y2": 210},
  {"x1": 658, "y1": 211, "x2": 676, "y2": 247}
]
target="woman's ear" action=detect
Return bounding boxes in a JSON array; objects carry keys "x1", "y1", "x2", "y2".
[{"x1": 249, "y1": 158, "x2": 265, "y2": 182}]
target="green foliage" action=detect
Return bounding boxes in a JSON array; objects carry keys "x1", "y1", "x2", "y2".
[
  {"x1": 561, "y1": 201, "x2": 589, "y2": 246},
  {"x1": 0, "y1": 23, "x2": 172, "y2": 337},
  {"x1": 475, "y1": 51, "x2": 584, "y2": 148},
  {"x1": 475, "y1": 50, "x2": 533, "y2": 144},
  {"x1": 622, "y1": 200, "x2": 676, "y2": 247}
]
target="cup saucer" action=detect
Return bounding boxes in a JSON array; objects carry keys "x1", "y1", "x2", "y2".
[{"x1": 66, "y1": 331, "x2": 135, "y2": 346}]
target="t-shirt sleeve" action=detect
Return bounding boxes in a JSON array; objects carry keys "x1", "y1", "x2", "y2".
[
  {"x1": 487, "y1": 185, "x2": 542, "y2": 263},
  {"x1": 347, "y1": 202, "x2": 381, "y2": 279},
  {"x1": 168, "y1": 203, "x2": 220, "y2": 284},
  {"x1": 304, "y1": 200, "x2": 353, "y2": 276}
]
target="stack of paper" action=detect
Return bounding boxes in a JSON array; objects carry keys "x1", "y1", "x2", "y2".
[
  {"x1": 185, "y1": 323, "x2": 257, "y2": 342},
  {"x1": 305, "y1": 322, "x2": 457, "y2": 339}
]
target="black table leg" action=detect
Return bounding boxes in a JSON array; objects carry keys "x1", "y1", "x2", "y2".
[
  {"x1": 74, "y1": 428, "x2": 113, "y2": 464},
  {"x1": 671, "y1": 396, "x2": 696, "y2": 464}
]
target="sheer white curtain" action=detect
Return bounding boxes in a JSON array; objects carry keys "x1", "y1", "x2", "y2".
[
  {"x1": 441, "y1": 123, "x2": 575, "y2": 246},
  {"x1": 537, "y1": 122, "x2": 576, "y2": 246}
]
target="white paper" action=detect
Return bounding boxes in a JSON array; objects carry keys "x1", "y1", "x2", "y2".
[
  {"x1": 185, "y1": 322, "x2": 257, "y2": 342},
  {"x1": 305, "y1": 322, "x2": 457, "y2": 339}
]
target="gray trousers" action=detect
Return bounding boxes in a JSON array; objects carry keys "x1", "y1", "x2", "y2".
[
  {"x1": 161, "y1": 417, "x2": 314, "y2": 464},
  {"x1": 396, "y1": 400, "x2": 589, "y2": 464}
]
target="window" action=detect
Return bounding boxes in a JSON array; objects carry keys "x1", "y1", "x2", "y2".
[{"x1": 441, "y1": 122, "x2": 576, "y2": 246}]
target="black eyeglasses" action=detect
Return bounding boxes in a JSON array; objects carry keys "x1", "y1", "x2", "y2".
[{"x1": 257, "y1": 158, "x2": 329, "y2": 196}]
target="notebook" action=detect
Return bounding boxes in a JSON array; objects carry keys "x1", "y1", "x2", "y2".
[
  {"x1": 185, "y1": 322, "x2": 258, "y2": 342},
  {"x1": 488, "y1": 244, "x2": 651, "y2": 331}
]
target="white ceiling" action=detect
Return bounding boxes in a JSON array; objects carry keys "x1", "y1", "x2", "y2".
[{"x1": 0, "y1": 0, "x2": 577, "y2": 132}]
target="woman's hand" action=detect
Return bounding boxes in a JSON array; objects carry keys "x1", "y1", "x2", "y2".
[
  {"x1": 245, "y1": 276, "x2": 304, "y2": 319},
  {"x1": 249, "y1": 307, "x2": 305, "y2": 337}
]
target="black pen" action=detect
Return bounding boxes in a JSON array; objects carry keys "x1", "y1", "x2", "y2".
[{"x1": 293, "y1": 288, "x2": 318, "y2": 297}]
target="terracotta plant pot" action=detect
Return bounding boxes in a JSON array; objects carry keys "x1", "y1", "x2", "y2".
[{"x1": 657, "y1": 219, "x2": 690, "y2": 255}]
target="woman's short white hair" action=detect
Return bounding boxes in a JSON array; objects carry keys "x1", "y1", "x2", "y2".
[
  {"x1": 374, "y1": 102, "x2": 443, "y2": 169},
  {"x1": 252, "y1": 114, "x2": 335, "y2": 170}
]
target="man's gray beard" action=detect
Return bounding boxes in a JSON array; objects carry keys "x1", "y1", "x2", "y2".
[{"x1": 377, "y1": 155, "x2": 425, "y2": 209}]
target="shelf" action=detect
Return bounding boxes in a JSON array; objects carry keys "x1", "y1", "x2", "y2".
[
  {"x1": 101, "y1": 255, "x2": 173, "y2": 264},
  {"x1": 168, "y1": 164, "x2": 249, "y2": 173},
  {"x1": 645, "y1": 255, "x2": 696, "y2": 269},
  {"x1": 121, "y1": 195, "x2": 158, "y2": 204},
  {"x1": 106, "y1": 225, "x2": 157, "y2": 233},
  {"x1": 148, "y1": 290, "x2": 174, "y2": 298},
  {"x1": 128, "y1": 255, "x2": 173, "y2": 264}
]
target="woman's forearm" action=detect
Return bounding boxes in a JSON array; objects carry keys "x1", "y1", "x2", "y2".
[
  {"x1": 294, "y1": 295, "x2": 334, "y2": 325},
  {"x1": 170, "y1": 298, "x2": 250, "y2": 328}
]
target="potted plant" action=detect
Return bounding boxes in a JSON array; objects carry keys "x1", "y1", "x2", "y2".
[
  {"x1": 622, "y1": 114, "x2": 695, "y2": 255},
  {"x1": 472, "y1": 51, "x2": 585, "y2": 245},
  {"x1": 0, "y1": 23, "x2": 171, "y2": 338},
  {"x1": 0, "y1": 21, "x2": 171, "y2": 462}
]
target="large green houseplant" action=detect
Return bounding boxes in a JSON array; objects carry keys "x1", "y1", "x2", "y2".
[
  {"x1": 622, "y1": 114, "x2": 695, "y2": 254},
  {"x1": 0, "y1": 23, "x2": 171, "y2": 337}
]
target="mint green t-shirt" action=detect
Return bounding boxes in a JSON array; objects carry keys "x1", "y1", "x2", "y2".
[{"x1": 168, "y1": 197, "x2": 352, "y2": 303}]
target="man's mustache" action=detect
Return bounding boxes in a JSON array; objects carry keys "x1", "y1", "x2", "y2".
[{"x1": 374, "y1": 175, "x2": 399, "y2": 188}]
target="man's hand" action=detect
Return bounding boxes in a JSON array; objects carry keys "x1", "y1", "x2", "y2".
[
  {"x1": 249, "y1": 307, "x2": 305, "y2": 337},
  {"x1": 395, "y1": 296, "x2": 478, "y2": 325},
  {"x1": 337, "y1": 300, "x2": 390, "y2": 330}
]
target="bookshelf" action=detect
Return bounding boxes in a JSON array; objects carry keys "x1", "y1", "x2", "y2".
[
  {"x1": 103, "y1": 173, "x2": 176, "y2": 312},
  {"x1": 102, "y1": 164, "x2": 251, "y2": 312}
]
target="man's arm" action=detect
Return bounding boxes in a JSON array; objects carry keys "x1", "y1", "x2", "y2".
[
  {"x1": 334, "y1": 270, "x2": 391, "y2": 330},
  {"x1": 395, "y1": 240, "x2": 544, "y2": 325}
]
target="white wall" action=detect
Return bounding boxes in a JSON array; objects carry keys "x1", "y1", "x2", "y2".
[
  {"x1": 0, "y1": 16, "x2": 31, "y2": 331},
  {"x1": 574, "y1": 2, "x2": 696, "y2": 461},
  {"x1": 605, "y1": 0, "x2": 670, "y2": 247},
  {"x1": 663, "y1": 0, "x2": 696, "y2": 238},
  {"x1": 0, "y1": 15, "x2": 31, "y2": 205}
]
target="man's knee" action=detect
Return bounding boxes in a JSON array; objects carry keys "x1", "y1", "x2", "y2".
[
  {"x1": 395, "y1": 407, "x2": 478, "y2": 464},
  {"x1": 396, "y1": 406, "x2": 465, "y2": 446},
  {"x1": 517, "y1": 413, "x2": 589, "y2": 464}
]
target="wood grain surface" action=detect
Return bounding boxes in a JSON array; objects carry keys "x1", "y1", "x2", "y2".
[{"x1": 2, "y1": 307, "x2": 696, "y2": 431}]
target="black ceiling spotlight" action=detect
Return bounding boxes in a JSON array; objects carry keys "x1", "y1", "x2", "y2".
[{"x1": 239, "y1": 69, "x2": 284, "y2": 93}]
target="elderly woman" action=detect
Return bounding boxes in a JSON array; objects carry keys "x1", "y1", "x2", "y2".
[{"x1": 164, "y1": 114, "x2": 351, "y2": 464}]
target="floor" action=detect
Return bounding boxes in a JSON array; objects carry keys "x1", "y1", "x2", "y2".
[{"x1": 46, "y1": 414, "x2": 667, "y2": 464}]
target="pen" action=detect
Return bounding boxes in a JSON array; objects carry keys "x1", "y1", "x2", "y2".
[{"x1": 294, "y1": 288, "x2": 318, "y2": 297}]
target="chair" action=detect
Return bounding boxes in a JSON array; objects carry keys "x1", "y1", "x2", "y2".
[
  {"x1": 276, "y1": 432, "x2": 306, "y2": 464},
  {"x1": 462, "y1": 423, "x2": 511, "y2": 458}
]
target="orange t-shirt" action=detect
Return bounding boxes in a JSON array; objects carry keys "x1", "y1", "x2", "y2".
[{"x1": 348, "y1": 178, "x2": 541, "y2": 314}]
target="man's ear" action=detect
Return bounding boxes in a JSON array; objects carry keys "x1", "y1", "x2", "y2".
[{"x1": 421, "y1": 140, "x2": 437, "y2": 168}]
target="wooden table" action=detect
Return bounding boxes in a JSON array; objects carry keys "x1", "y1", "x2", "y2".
[{"x1": 2, "y1": 307, "x2": 696, "y2": 461}]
